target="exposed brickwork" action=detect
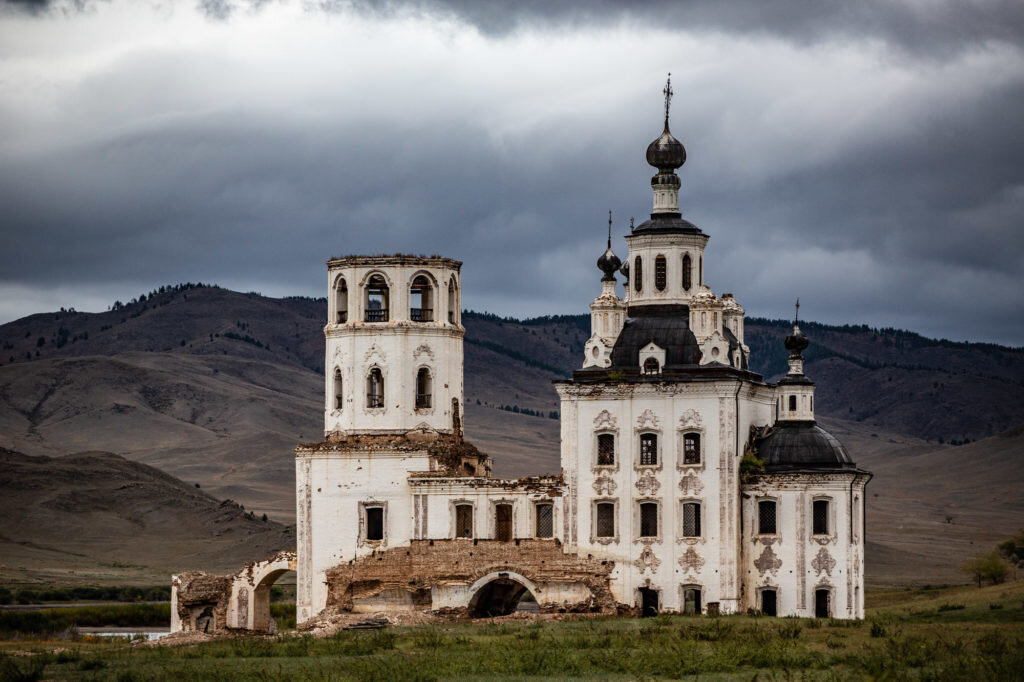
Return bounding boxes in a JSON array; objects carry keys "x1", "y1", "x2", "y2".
[
  {"x1": 173, "y1": 572, "x2": 231, "y2": 632},
  {"x1": 324, "y1": 539, "x2": 616, "y2": 614}
]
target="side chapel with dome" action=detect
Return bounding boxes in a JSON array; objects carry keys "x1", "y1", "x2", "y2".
[{"x1": 170, "y1": 78, "x2": 871, "y2": 634}]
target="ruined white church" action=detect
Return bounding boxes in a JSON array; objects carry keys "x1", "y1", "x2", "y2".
[{"x1": 171, "y1": 81, "x2": 871, "y2": 634}]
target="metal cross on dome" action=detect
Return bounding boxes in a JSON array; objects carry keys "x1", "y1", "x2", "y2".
[
  {"x1": 607, "y1": 210, "x2": 613, "y2": 247},
  {"x1": 663, "y1": 73, "x2": 673, "y2": 127},
  {"x1": 795, "y1": 298, "x2": 801, "y2": 324}
]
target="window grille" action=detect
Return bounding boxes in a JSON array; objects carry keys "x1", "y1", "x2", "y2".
[
  {"x1": 597, "y1": 433, "x2": 615, "y2": 466},
  {"x1": 683, "y1": 433, "x2": 700, "y2": 464},
  {"x1": 813, "y1": 500, "x2": 829, "y2": 535},
  {"x1": 366, "y1": 507, "x2": 384, "y2": 541},
  {"x1": 682, "y1": 502, "x2": 701, "y2": 537},
  {"x1": 596, "y1": 503, "x2": 615, "y2": 538},
  {"x1": 682, "y1": 254, "x2": 692, "y2": 291},
  {"x1": 758, "y1": 500, "x2": 777, "y2": 535},
  {"x1": 655, "y1": 255, "x2": 667, "y2": 291},
  {"x1": 455, "y1": 504, "x2": 473, "y2": 538},
  {"x1": 634, "y1": 256, "x2": 643, "y2": 292},
  {"x1": 640, "y1": 502, "x2": 658, "y2": 537},
  {"x1": 415, "y1": 368, "x2": 432, "y2": 408},
  {"x1": 535, "y1": 503, "x2": 553, "y2": 538},
  {"x1": 640, "y1": 433, "x2": 658, "y2": 466},
  {"x1": 365, "y1": 275, "x2": 389, "y2": 322},
  {"x1": 410, "y1": 275, "x2": 433, "y2": 322}
]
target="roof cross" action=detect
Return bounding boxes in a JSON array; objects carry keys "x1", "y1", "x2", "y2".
[
  {"x1": 607, "y1": 210, "x2": 612, "y2": 247},
  {"x1": 663, "y1": 73, "x2": 673, "y2": 129},
  {"x1": 795, "y1": 298, "x2": 801, "y2": 324}
]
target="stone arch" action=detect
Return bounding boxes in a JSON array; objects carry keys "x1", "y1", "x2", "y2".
[
  {"x1": 466, "y1": 570, "x2": 540, "y2": 618},
  {"x1": 229, "y1": 551, "x2": 296, "y2": 632}
]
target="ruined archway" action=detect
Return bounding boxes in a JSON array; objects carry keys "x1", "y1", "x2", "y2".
[
  {"x1": 227, "y1": 551, "x2": 297, "y2": 633},
  {"x1": 467, "y1": 571, "x2": 538, "y2": 618}
]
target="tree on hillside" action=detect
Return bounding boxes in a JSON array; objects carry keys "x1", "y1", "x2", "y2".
[{"x1": 961, "y1": 550, "x2": 1010, "y2": 587}]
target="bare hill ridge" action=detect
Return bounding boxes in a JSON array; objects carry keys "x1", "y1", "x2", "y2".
[{"x1": 0, "y1": 447, "x2": 294, "y2": 586}]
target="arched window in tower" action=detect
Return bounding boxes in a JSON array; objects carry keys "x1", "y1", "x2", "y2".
[
  {"x1": 699, "y1": 256, "x2": 703, "y2": 285},
  {"x1": 366, "y1": 367, "x2": 384, "y2": 408},
  {"x1": 335, "y1": 277, "x2": 348, "y2": 323},
  {"x1": 365, "y1": 275, "x2": 389, "y2": 322},
  {"x1": 655, "y1": 255, "x2": 667, "y2": 291},
  {"x1": 415, "y1": 367, "x2": 432, "y2": 409},
  {"x1": 333, "y1": 368, "x2": 343, "y2": 410},
  {"x1": 682, "y1": 254, "x2": 692, "y2": 291},
  {"x1": 410, "y1": 275, "x2": 433, "y2": 322},
  {"x1": 789, "y1": 395, "x2": 797, "y2": 412},
  {"x1": 643, "y1": 357, "x2": 660, "y2": 374},
  {"x1": 634, "y1": 256, "x2": 643, "y2": 292},
  {"x1": 448, "y1": 276, "x2": 459, "y2": 324}
]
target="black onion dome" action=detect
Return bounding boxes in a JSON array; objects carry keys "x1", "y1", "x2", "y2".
[
  {"x1": 756, "y1": 422, "x2": 857, "y2": 472},
  {"x1": 597, "y1": 246, "x2": 621, "y2": 281},
  {"x1": 609, "y1": 306, "x2": 702, "y2": 369},
  {"x1": 646, "y1": 126, "x2": 686, "y2": 172},
  {"x1": 785, "y1": 324, "x2": 809, "y2": 355}
]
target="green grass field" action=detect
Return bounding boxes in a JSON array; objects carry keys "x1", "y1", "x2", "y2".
[{"x1": 1, "y1": 581, "x2": 1021, "y2": 681}]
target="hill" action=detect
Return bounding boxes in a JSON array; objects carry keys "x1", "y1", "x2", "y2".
[{"x1": 0, "y1": 447, "x2": 294, "y2": 587}]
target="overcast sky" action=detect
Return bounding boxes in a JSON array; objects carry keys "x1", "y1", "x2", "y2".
[{"x1": 1, "y1": 0, "x2": 1022, "y2": 345}]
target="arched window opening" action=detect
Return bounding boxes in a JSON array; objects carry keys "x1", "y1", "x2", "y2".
[
  {"x1": 640, "y1": 502, "x2": 658, "y2": 537},
  {"x1": 654, "y1": 255, "x2": 667, "y2": 291},
  {"x1": 335, "y1": 278, "x2": 348, "y2": 323},
  {"x1": 682, "y1": 253, "x2": 692, "y2": 291},
  {"x1": 333, "y1": 369, "x2": 343, "y2": 410},
  {"x1": 789, "y1": 395, "x2": 797, "y2": 412},
  {"x1": 634, "y1": 256, "x2": 643, "y2": 292},
  {"x1": 643, "y1": 357, "x2": 660, "y2": 374},
  {"x1": 415, "y1": 368, "x2": 432, "y2": 408},
  {"x1": 682, "y1": 501, "x2": 702, "y2": 537},
  {"x1": 597, "y1": 433, "x2": 615, "y2": 466},
  {"x1": 366, "y1": 367, "x2": 384, "y2": 408},
  {"x1": 455, "y1": 504, "x2": 473, "y2": 538},
  {"x1": 448, "y1": 276, "x2": 459, "y2": 324},
  {"x1": 640, "y1": 433, "x2": 658, "y2": 466},
  {"x1": 758, "y1": 500, "x2": 777, "y2": 535},
  {"x1": 410, "y1": 275, "x2": 433, "y2": 322},
  {"x1": 699, "y1": 256, "x2": 703, "y2": 285},
  {"x1": 683, "y1": 433, "x2": 701, "y2": 464},
  {"x1": 683, "y1": 587, "x2": 702, "y2": 615},
  {"x1": 365, "y1": 275, "x2": 389, "y2": 322},
  {"x1": 813, "y1": 499, "x2": 830, "y2": 535}
]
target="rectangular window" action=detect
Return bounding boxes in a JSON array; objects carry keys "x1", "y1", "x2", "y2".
[
  {"x1": 365, "y1": 506, "x2": 384, "y2": 541},
  {"x1": 640, "y1": 502, "x2": 658, "y2": 538},
  {"x1": 788, "y1": 395, "x2": 797, "y2": 411},
  {"x1": 597, "y1": 433, "x2": 615, "y2": 466},
  {"x1": 683, "y1": 433, "x2": 700, "y2": 464},
  {"x1": 813, "y1": 500, "x2": 829, "y2": 535},
  {"x1": 596, "y1": 502, "x2": 615, "y2": 538},
  {"x1": 758, "y1": 500, "x2": 777, "y2": 535},
  {"x1": 535, "y1": 502, "x2": 553, "y2": 538},
  {"x1": 640, "y1": 433, "x2": 658, "y2": 466},
  {"x1": 455, "y1": 504, "x2": 473, "y2": 538},
  {"x1": 682, "y1": 502, "x2": 701, "y2": 537},
  {"x1": 495, "y1": 503, "x2": 513, "y2": 542}
]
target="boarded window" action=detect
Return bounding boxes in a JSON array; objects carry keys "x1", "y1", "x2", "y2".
[
  {"x1": 813, "y1": 500, "x2": 829, "y2": 535},
  {"x1": 366, "y1": 368, "x2": 384, "y2": 408},
  {"x1": 455, "y1": 504, "x2": 473, "y2": 538},
  {"x1": 640, "y1": 502, "x2": 658, "y2": 537},
  {"x1": 643, "y1": 357, "x2": 660, "y2": 374},
  {"x1": 683, "y1": 433, "x2": 700, "y2": 464},
  {"x1": 761, "y1": 589, "x2": 777, "y2": 616},
  {"x1": 655, "y1": 255, "x2": 666, "y2": 291},
  {"x1": 682, "y1": 254, "x2": 692, "y2": 291},
  {"x1": 682, "y1": 502, "x2": 701, "y2": 537},
  {"x1": 683, "y1": 587, "x2": 702, "y2": 615},
  {"x1": 366, "y1": 507, "x2": 384, "y2": 541},
  {"x1": 535, "y1": 503, "x2": 553, "y2": 538},
  {"x1": 597, "y1": 433, "x2": 615, "y2": 466},
  {"x1": 640, "y1": 433, "x2": 658, "y2": 466},
  {"x1": 815, "y1": 589, "x2": 831, "y2": 618},
  {"x1": 596, "y1": 502, "x2": 615, "y2": 538},
  {"x1": 759, "y1": 500, "x2": 777, "y2": 535},
  {"x1": 634, "y1": 256, "x2": 643, "y2": 292},
  {"x1": 495, "y1": 503, "x2": 513, "y2": 541}
]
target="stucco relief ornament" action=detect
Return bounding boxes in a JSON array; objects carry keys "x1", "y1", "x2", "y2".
[
  {"x1": 635, "y1": 470, "x2": 661, "y2": 496},
  {"x1": 593, "y1": 410, "x2": 617, "y2": 432},
  {"x1": 635, "y1": 409, "x2": 660, "y2": 432},
  {"x1": 678, "y1": 471, "x2": 704, "y2": 496},
  {"x1": 592, "y1": 474, "x2": 617, "y2": 496},
  {"x1": 333, "y1": 345, "x2": 343, "y2": 361},
  {"x1": 754, "y1": 545, "x2": 783, "y2": 575},
  {"x1": 412, "y1": 343, "x2": 434, "y2": 361},
  {"x1": 811, "y1": 547, "x2": 837, "y2": 576},
  {"x1": 363, "y1": 344, "x2": 386, "y2": 364},
  {"x1": 678, "y1": 409, "x2": 703, "y2": 432},
  {"x1": 678, "y1": 547, "x2": 705, "y2": 574},
  {"x1": 633, "y1": 546, "x2": 661, "y2": 574}
]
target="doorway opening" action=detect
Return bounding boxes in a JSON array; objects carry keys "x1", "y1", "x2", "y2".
[
  {"x1": 639, "y1": 587, "x2": 659, "y2": 617},
  {"x1": 815, "y1": 589, "x2": 831, "y2": 619},
  {"x1": 469, "y1": 574, "x2": 535, "y2": 618}
]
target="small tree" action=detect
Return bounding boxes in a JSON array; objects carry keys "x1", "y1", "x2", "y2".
[{"x1": 962, "y1": 551, "x2": 1010, "y2": 587}]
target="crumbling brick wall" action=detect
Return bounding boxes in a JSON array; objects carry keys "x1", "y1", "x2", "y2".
[{"x1": 173, "y1": 572, "x2": 232, "y2": 633}]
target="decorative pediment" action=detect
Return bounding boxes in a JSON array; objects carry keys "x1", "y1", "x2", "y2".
[
  {"x1": 678, "y1": 547, "x2": 705, "y2": 574},
  {"x1": 635, "y1": 409, "x2": 661, "y2": 433},
  {"x1": 413, "y1": 343, "x2": 435, "y2": 361},
  {"x1": 677, "y1": 409, "x2": 703, "y2": 432},
  {"x1": 363, "y1": 344, "x2": 386, "y2": 364},
  {"x1": 592, "y1": 474, "x2": 617, "y2": 496},
  {"x1": 593, "y1": 410, "x2": 618, "y2": 432},
  {"x1": 678, "y1": 471, "x2": 704, "y2": 496},
  {"x1": 635, "y1": 470, "x2": 661, "y2": 496},
  {"x1": 811, "y1": 547, "x2": 837, "y2": 576},
  {"x1": 633, "y1": 546, "x2": 661, "y2": 574},
  {"x1": 754, "y1": 545, "x2": 783, "y2": 575}
]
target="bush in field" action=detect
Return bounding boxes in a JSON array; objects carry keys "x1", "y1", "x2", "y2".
[{"x1": 961, "y1": 551, "x2": 1010, "y2": 587}]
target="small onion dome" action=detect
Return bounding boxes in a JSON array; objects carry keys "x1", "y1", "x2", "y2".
[
  {"x1": 597, "y1": 245, "x2": 621, "y2": 281},
  {"x1": 646, "y1": 126, "x2": 686, "y2": 172},
  {"x1": 785, "y1": 323, "x2": 809, "y2": 355}
]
